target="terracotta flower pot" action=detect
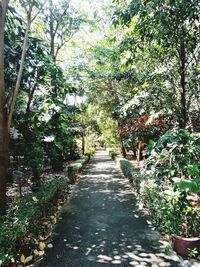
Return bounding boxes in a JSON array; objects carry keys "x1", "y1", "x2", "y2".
[{"x1": 172, "y1": 234, "x2": 200, "y2": 258}]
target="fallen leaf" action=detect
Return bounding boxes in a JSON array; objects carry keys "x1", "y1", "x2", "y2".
[
  {"x1": 25, "y1": 255, "x2": 33, "y2": 264},
  {"x1": 39, "y1": 241, "x2": 46, "y2": 251},
  {"x1": 34, "y1": 239, "x2": 39, "y2": 245},
  {"x1": 38, "y1": 251, "x2": 45, "y2": 256},
  {"x1": 33, "y1": 249, "x2": 40, "y2": 256},
  {"x1": 32, "y1": 196, "x2": 39, "y2": 202},
  {"x1": 41, "y1": 220, "x2": 49, "y2": 226},
  {"x1": 39, "y1": 235, "x2": 45, "y2": 241},
  {"x1": 52, "y1": 217, "x2": 57, "y2": 224},
  {"x1": 20, "y1": 255, "x2": 26, "y2": 263}
]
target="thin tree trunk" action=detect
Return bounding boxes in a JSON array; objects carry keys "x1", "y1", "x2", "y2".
[
  {"x1": 0, "y1": 1, "x2": 45, "y2": 214},
  {"x1": 119, "y1": 135, "x2": 126, "y2": 158},
  {"x1": 82, "y1": 135, "x2": 85, "y2": 155},
  {"x1": 137, "y1": 139, "x2": 144, "y2": 162},
  {"x1": 49, "y1": 0, "x2": 55, "y2": 62},
  {"x1": 179, "y1": 41, "x2": 187, "y2": 128},
  {"x1": 0, "y1": 118, "x2": 9, "y2": 215},
  {"x1": 0, "y1": 0, "x2": 9, "y2": 215},
  {"x1": 7, "y1": 15, "x2": 31, "y2": 128}
]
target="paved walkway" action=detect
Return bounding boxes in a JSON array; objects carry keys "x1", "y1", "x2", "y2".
[{"x1": 37, "y1": 151, "x2": 181, "y2": 267}]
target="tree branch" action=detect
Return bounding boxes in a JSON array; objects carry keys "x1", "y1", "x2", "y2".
[
  {"x1": 31, "y1": 0, "x2": 48, "y2": 23},
  {"x1": 0, "y1": 0, "x2": 9, "y2": 116}
]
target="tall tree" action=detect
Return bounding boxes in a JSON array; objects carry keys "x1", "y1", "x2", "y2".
[
  {"x1": 46, "y1": 0, "x2": 81, "y2": 63},
  {"x1": 0, "y1": 0, "x2": 46, "y2": 214},
  {"x1": 0, "y1": 0, "x2": 9, "y2": 215},
  {"x1": 113, "y1": 0, "x2": 200, "y2": 128}
]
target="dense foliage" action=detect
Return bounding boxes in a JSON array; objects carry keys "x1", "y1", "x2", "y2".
[
  {"x1": 116, "y1": 129, "x2": 200, "y2": 240},
  {"x1": 0, "y1": 0, "x2": 199, "y2": 262}
]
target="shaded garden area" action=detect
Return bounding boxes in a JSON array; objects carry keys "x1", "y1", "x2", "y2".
[{"x1": 0, "y1": 0, "x2": 199, "y2": 266}]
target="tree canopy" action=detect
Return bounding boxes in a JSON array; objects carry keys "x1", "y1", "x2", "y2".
[{"x1": 0, "y1": 0, "x2": 199, "y2": 263}]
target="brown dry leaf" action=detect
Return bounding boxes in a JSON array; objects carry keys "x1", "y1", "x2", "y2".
[
  {"x1": 164, "y1": 234, "x2": 170, "y2": 240},
  {"x1": 52, "y1": 217, "x2": 57, "y2": 224},
  {"x1": 34, "y1": 239, "x2": 39, "y2": 245},
  {"x1": 50, "y1": 216, "x2": 57, "y2": 224},
  {"x1": 39, "y1": 235, "x2": 45, "y2": 241},
  {"x1": 38, "y1": 251, "x2": 45, "y2": 256},
  {"x1": 39, "y1": 241, "x2": 46, "y2": 251},
  {"x1": 34, "y1": 249, "x2": 45, "y2": 257},
  {"x1": 42, "y1": 220, "x2": 49, "y2": 226},
  {"x1": 20, "y1": 255, "x2": 26, "y2": 263},
  {"x1": 33, "y1": 249, "x2": 40, "y2": 256}
]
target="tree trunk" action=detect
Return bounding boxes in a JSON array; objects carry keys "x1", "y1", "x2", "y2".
[
  {"x1": 119, "y1": 135, "x2": 126, "y2": 158},
  {"x1": 32, "y1": 166, "x2": 40, "y2": 191},
  {"x1": 49, "y1": 0, "x2": 56, "y2": 63},
  {"x1": 0, "y1": 118, "x2": 9, "y2": 215},
  {"x1": 82, "y1": 135, "x2": 85, "y2": 155},
  {"x1": 137, "y1": 139, "x2": 144, "y2": 162},
  {"x1": 8, "y1": 15, "x2": 31, "y2": 128},
  {"x1": 179, "y1": 41, "x2": 187, "y2": 128},
  {"x1": 0, "y1": 0, "x2": 9, "y2": 215}
]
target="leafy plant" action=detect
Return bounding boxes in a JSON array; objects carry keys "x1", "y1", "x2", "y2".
[
  {"x1": 141, "y1": 128, "x2": 200, "y2": 238},
  {"x1": 178, "y1": 177, "x2": 200, "y2": 193},
  {"x1": 143, "y1": 128, "x2": 200, "y2": 184},
  {"x1": 117, "y1": 158, "x2": 141, "y2": 192},
  {"x1": 187, "y1": 248, "x2": 199, "y2": 258},
  {"x1": 0, "y1": 177, "x2": 69, "y2": 266},
  {"x1": 109, "y1": 149, "x2": 119, "y2": 160}
]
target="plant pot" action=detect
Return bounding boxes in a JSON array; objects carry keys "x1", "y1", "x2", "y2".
[{"x1": 172, "y1": 234, "x2": 200, "y2": 258}]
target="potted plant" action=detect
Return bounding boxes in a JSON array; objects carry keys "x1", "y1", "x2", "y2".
[{"x1": 171, "y1": 177, "x2": 200, "y2": 258}]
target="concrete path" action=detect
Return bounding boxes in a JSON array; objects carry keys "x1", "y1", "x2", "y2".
[{"x1": 37, "y1": 151, "x2": 181, "y2": 267}]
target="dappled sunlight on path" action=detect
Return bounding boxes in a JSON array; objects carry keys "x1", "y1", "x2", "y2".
[{"x1": 36, "y1": 151, "x2": 181, "y2": 267}]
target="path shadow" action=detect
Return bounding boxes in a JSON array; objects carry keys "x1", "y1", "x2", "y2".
[{"x1": 36, "y1": 151, "x2": 181, "y2": 267}]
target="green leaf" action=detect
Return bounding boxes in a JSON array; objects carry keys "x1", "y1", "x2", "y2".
[
  {"x1": 178, "y1": 178, "x2": 200, "y2": 193},
  {"x1": 55, "y1": 140, "x2": 63, "y2": 150}
]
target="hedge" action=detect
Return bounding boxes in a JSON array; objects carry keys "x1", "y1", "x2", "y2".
[
  {"x1": 116, "y1": 158, "x2": 141, "y2": 193},
  {"x1": 0, "y1": 155, "x2": 90, "y2": 266}
]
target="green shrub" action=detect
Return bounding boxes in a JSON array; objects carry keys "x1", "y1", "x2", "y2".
[
  {"x1": 109, "y1": 149, "x2": 119, "y2": 160},
  {"x1": 117, "y1": 158, "x2": 141, "y2": 192},
  {"x1": 85, "y1": 147, "x2": 95, "y2": 159},
  {"x1": 140, "y1": 185, "x2": 200, "y2": 237},
  {"x1": 0, "y1": 177, "x2": 69, "y2": 266},
  {"x1": 67, "y1": 156, "x2": 89, "y2": 183},
  {"x1": 143, "y1": 128, "x2": 200, "y2": 184},
  {"x1": 141, "y1": 128, "x2": 200, "y2": 238}
]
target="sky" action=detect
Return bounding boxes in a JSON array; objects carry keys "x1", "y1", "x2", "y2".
[
  {"x1": 53, "y1": 0, "x2": 113, "y2": 104},
  {"x1": 59, "y1": 0, "x2": 113, "y2": 66},
  {"x1": 52, "y1": 0, "x2": 110, "y2": 16}
]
